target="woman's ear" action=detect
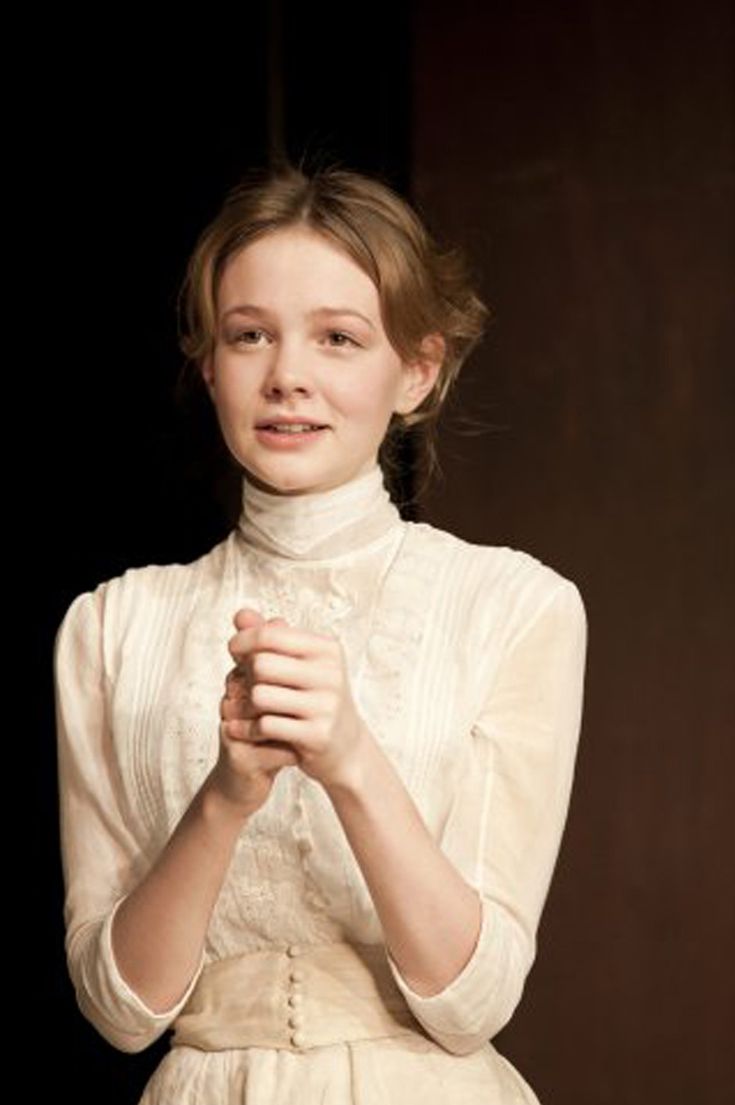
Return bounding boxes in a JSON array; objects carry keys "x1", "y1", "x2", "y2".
[
  {"x1": 395, "y1": 333, "x2": 446, "y2": 415},
  {"x1": 200, "y1": 354, "x2": 215, "y2": 401}
]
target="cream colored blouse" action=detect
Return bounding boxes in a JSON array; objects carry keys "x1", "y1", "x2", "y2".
[{"x1": 53, "y1": 462, "x2": 587, "y2": 1104}]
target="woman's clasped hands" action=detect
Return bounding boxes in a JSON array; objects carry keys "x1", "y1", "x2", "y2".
[{"x1": 210, "y1": 607, "x2": 369, "y2": 817}]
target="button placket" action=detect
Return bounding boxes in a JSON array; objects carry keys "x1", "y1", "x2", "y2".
[
  {"x1": 292, "y1": 778, "x2": 331, "y2": 913},
  {"x1": 286, "y1": 944, "x2": 306, "y2": 1049}
]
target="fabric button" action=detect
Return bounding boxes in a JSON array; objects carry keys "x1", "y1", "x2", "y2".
[
  {"x1": 288, "y1": 1012, "x2": 304, "y2": 1029},
  {"x1": 291, "y1": 1030, "x2": 306, "y2": 1048},
  {"x1": 289, "y1": 968, "x2": 304, "y2": 983},
  {"x1": 297, "y1": 837, "x2": 313, "y2": 854},
  {"x1": 286, "y1": 944, "x2": 301, "y2": 957},
  {"x1": 287, "y1": 993, "x2": 303, "y2": 1007}
]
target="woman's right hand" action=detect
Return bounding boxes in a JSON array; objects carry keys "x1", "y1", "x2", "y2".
[{"x1": 206, "y1": 609, "x2": 299, "y2": 818}]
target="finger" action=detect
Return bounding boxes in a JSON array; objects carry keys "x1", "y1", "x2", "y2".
[
  {"x1": 228, "y1": 617, "x2": 282, "y2": 663},
  {"x1": 218, "y1": 720, "x2": 298, "y2": 769},
  {"x1": 228, "y1": 624, "x2": 263, "y2": 664},
  {"x1": 252, "y1": 713, "x2": 307, "y2": 743},
  {"x1": 250, "y1": 683, "x2": 317, "y2": 718},
  {"x1": 221, "y1": 668, "x2": 258, "y2": 721},
  {"x1": 233, "y1": 607, "x2": 265, "y2": 631},
  {"x1": 220, "y1": 716, "x2": 246, "y2": 743},
  {"x1": 224, "y1": 666, "x2": 249, "y2": 699},
  {"x1": 250, "y1": 651, "x2": 320, "y2": 689},
  {"x1": 232, "y1": 622, "x2": 335, "y2": 661},
  {"x1": 220, "y1": 693, "x2": 258, "y2": 722},
  {"x1": 223, "y1": 715, "x2": 303, "y2": 746}
]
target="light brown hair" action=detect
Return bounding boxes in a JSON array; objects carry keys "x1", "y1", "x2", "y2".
[{"x1": 176, "y1": 161, "x2": 489, "y2": 506}]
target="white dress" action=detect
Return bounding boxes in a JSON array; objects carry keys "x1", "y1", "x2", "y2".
[{"x1": 53, "y1": 462, "x2": 587, "y2": 1104}]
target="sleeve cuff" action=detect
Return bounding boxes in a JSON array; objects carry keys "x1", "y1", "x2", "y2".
[
  {"x1": 385, "y1": 893, "x2": 492, "y2": 1027},
  {"x1": 101, "y1": 896, "x2": 208, "y2": 1022},
  {"x1": 383, "y1": 894, "x2": 525, "y2": 1045}
]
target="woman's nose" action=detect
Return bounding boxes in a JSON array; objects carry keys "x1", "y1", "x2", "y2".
[{"x1": 262, "y1": 340, "x2": 312, "y2": 396}]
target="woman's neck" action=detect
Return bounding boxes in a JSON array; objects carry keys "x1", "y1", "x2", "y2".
[{"x1": 236, "y1": 464, "x2": 402, "y2": 561}]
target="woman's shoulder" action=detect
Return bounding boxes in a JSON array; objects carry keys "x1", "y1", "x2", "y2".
[
  {"x1": 404, "y1": 518, "x2": 580, "y2": 597},
  {"x1": 402, "y1": 518, "x2": 585, "y2": 641},
  {"x1": 55, "y1": 533, "x2": 234, "y2": 636}
]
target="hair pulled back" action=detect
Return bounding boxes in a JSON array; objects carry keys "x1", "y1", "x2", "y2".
[{"x1": 176, "y1": 161, "x2": 489, "y2": 506}]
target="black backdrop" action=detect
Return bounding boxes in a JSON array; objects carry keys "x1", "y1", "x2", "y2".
[{"x1": 36, "y1": 6, "x2": 415, "y2": 1102}]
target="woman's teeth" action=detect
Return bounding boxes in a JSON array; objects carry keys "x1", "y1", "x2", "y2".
[{"x1": 265, "y1": 424, "x2": 322, "y2": 433}]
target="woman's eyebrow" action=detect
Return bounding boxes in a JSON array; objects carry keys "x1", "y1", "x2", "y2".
[{"x1": 221, "y1": 304, "x2": 375, "y2": 330}]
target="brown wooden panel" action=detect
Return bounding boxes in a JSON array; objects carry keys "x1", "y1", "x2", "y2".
[{"x1": 412, "y1": 3, "x2": 734, "y2": 1102}]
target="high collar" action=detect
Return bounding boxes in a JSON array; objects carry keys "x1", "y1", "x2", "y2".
[{"x1": 236, "y1": 464, "x2": 402, "y2": 561}]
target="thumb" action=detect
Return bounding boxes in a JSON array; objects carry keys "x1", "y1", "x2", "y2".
[{"x1": 234, "y1": 607, "x2": 265, "y2": 630}]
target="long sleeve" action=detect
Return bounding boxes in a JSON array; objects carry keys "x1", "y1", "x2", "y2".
[
  {"x1": 53, "y1": 584, "x2": 206, "y2": 1054},
  {"x1": 384, "y1": 577, "x2": 588, "y2": 1055}
]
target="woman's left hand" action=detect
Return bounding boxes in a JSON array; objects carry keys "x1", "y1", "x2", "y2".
[{"x1": 227, "y1": 607, "x2": 369, "y2": 790}]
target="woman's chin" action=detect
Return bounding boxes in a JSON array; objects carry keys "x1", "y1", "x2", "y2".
[{"x1": 241, "y1": 466, "x2": 331, "y2": 497}]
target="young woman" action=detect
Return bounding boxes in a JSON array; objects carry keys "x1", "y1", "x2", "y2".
[{"x1": 54, "y1": 163, "x2": 587, "y2": 1104}]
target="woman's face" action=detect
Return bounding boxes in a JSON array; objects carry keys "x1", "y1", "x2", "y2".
[{"x1": 201, "y1": 226, "x2": 441, "y2": 496}]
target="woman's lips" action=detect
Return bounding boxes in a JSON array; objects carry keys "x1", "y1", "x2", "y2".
[{"x1": 254, "y1": 425, "x2": 330, "y2": 448}]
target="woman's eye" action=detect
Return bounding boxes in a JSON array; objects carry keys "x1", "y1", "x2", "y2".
[
  {"x1": 234, "y1": 329, "x2": 266, "y2": 345},
  {"x1": 327, "y1": 331, "x2": 358, "y2": 347},
  {"x1": 228, "y1": 329, "x2": 357, "y2": 348}
]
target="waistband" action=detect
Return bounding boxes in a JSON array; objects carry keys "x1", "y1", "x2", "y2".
[{"x1": 170, "y1": 940, "x2": 429, "y2": 1053}]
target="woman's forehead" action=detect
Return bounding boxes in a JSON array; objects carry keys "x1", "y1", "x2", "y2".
[{"x1": 218, "y1": 227, "x2": 380, "y2": 318}]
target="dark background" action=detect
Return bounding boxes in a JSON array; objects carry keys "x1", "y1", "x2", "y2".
[{"x1": 34, "y1": 2, "x2": 733, "y2": 1102}]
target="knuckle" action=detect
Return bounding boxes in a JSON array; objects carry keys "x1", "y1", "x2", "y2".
[
  {"x1": 252, "y1": 654, "x2": 269, "y2": 681},
  {"x1": 223, "y1": 718, "x2": 245, "y2": 741}
]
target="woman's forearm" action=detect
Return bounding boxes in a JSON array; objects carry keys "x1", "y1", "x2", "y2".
[
  {"x1": 111, "y1": 773, "x2": 250, "y2": 1013},
  {"x1": 323, "y1": 727, "x2": 483, "y2": 997}
]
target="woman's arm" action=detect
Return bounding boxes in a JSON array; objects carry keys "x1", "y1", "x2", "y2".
[
  {"x1": 323, "y1": 736, "x2": 483, "y2": 998},
  {"x1": 323, "y1": 578, "x2": 588, "y2": 1055},
  {"x1": 54, "y1": 586, "x2": 292, "y2": 1053},
  {"x1": 109, "y1": 777, "x2": 249, "y2": 1014},
  {"x1": 55, "y1": 585, "x2": 207, "y2": 1053}
]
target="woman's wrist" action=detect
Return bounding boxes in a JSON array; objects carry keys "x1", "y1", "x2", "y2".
[
  {"x1": 320, "y1": 722, "x2": 381, "y2": 800},
  {"x1": 199, "y1": 770, "x2": 255, "y2": 830}
]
